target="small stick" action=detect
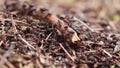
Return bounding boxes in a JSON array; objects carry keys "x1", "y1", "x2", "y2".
[
  {"x1": 45, "y1": 31, "x2": 53, "y2": 40},
  {"x1": 73, "y1": 17, "x2": 94, "y2": 32},
  {"x1": 84, "y1": 50, "x2": 96, "y2": 53},
  {"x1": 1, "y1": 20, "x2": 5, "y2": 35},
  {"x1": 59, "y1": 43, "x2": 75, "y2": 62},
  {"x1": 103, "y1": 50, "x2": 112, "y2": 57},
  {"x1": 5, "y1": 60, "x2": 15, "y2": 68},
  {"x1": 0, "y1": 18, "x2": 21, "y2": 22},
  {"x1": 0, "y1": 40, "x2": 3, "y2": 46},
  {"x1": 10, "y1": 15, "x2": 36, "y2": 50},
  {"x1": 0, "y1": 18, "x2": 28, "y2": 26},
  {"x1": 36, "y1": 58, "x2": 44, "y2": 68},
  {"x1": 40, "y1": 31, "x2": 53, "y2": 49},
  {"x1": 18, "y1": 34, "x2": 36, "y2": 50},
  {"x1": 11, "y1": 16, "x2": 18, "y2": 34}
]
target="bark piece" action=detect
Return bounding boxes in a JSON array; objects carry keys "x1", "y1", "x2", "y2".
[{"x1": 37, "y1": 9, "x2": 80, "y2": 43}]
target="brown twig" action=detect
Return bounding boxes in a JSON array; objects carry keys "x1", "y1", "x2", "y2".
[
  {"x1": 18, "y1": 34, "x2": 36, "y2": 50},
  {"x1": 11, "y1": 16, "x2": 18, "y2": 34},
  {"x1": 0, "y1": 18, "x2": 22, "y2": 22},
  {"x1": 0, "y1": 40, "x2": 3, "y2": 46},
  {"x1": 45, "y1": 31, "x2": 53, "y2": 40},
  {"x1": 0, "y1": 18, "x2": 28, "y2": 26},
  {"x1": 10, "y1": 15, "x2": 36, "y2": 50},
  {"x1": 40, "y1": 31, "x2": 53, "y2": 49},
  {"x1": 1, "y1": 20, "x2": 5, "y2": 35},
  {"x1": 36, "y1": 58, "x2": 44, "y2": 68},
  {"x1": 38, "y1": 9, "x2": 80, "y2": 43},
  {"x1": 59, "y1": 43, "x2": 75, "y2": 62}
]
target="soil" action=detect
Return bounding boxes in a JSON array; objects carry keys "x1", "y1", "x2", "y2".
[{"x1": 0, "y1": 0, "x2": 120, "y2": 68}]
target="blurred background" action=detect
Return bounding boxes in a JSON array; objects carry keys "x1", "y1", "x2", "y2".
[{"x1": 0, "y1": 0, "x2": 120, "y2": 31}]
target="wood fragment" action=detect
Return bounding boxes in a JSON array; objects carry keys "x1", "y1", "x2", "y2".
[
  {"x1": 11, "y1": 15, "x2": 18, "y2": 34},
  {"x1": 36, "y1": 58, "x2": 44, "y2": 68},
  {"x1": 59, "y1": 43, "x2": 75, "y2": 62},
  {"x1": 48, "y1": 14, "x2": 80, "y2": 43},
  {"x1": 38, "y1": 10, "x2": 80, "y2": 43},
  {"x1": 0, "y1": 18, "x2": 28, "y2": 26},
  {"x1": 18, "y1": 34, "x2": 36, "y2": 50},
  {"x1": 1, "y1": 20, "x2": 5, "y2": 35},
  {"x1": 103, "y1": 50, "x2": 112, "y2": 57},
  {"x1": 0, "y1": 40, "x2": 3, "y2": 46},
  {"x1": 45, "y1": 31, "x2": 53, "y2": 40}
]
